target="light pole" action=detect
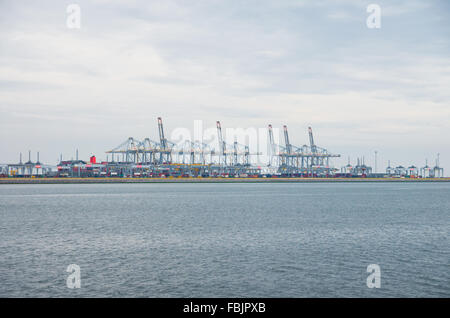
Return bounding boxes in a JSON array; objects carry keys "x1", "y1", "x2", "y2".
[{"x1": 374, "y1": 150, "x2": 378, "y2": 173}]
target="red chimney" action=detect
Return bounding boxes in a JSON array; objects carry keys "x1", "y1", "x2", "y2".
[{"x1": 90, "y1": 155, "x2": 96, "y2": 164}]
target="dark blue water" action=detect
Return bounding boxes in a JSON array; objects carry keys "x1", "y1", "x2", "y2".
[{"x1": 0, "y1": 183, "x2": 449, "y2": 297}]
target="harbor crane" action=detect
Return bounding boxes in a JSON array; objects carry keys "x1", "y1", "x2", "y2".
[
  {"x1": 267, "y1": 124, "x2": 279, "y2": 166},
  {"x1": 158, "y1": 117, "x2": 173, "y2": 164},
  {"x1": 216, "y1": 121, "x2": 227, "y2": 166}
]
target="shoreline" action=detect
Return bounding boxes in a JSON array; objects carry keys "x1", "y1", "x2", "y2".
[{"x1": 1, "y1": 177, "x2": 449, "y2": 184}]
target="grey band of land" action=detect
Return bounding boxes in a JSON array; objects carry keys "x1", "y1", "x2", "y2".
[{"x1": 1, "y1": 177, "x2": 449, "y2": 184}]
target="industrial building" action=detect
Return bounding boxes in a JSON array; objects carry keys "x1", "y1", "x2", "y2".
[{"x1": 4, "y1": 151, "x2": 52, "y2": 177}]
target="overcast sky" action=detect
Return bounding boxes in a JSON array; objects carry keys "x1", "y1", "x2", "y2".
[{"x1": 0, "y1": 0, "x2": 449, "y2": 172}]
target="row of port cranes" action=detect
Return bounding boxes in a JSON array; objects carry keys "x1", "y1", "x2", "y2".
[
  {"x1": 98, "y1": 117, "x2": 445, "y2": 178},
  {"x1": 101, "y1": 117, "x2": 340, "y2": 178},
  {"x1": 268, "y1": 124, "x2": 340, "y2": 177},
  {"x1": 386, "y1": 157, "x2": 444, "y2": 178},
  {"x1": 103, "y1": 118, "x2": 260, "y2": 177},
  {"x1": 2, "y1": 151, "x2": 52, "y2": 177}
]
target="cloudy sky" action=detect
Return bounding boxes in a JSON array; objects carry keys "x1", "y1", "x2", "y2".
[{"x1": 0, "y1": 0, "x2": 449, "y2": 172}]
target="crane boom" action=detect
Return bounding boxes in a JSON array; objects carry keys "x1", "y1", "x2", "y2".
[
  {"x1": 233, "y1": 138, "x2": 238, "y2": 165},
  {"x1": 283, "y1": 125, "x2": 291, "y2": 154},
  {"x1": 268, "y1": 124, "x2": 277, "y2": 166},
  {"x1": 216, "y1": 121, "x2": 226, "y2": 155},
  {"x1": 158, "y1": 117, "x2": 167, "y2": 150},
  {"x1": 216, "y1": 121, "x2": 227, "y2": 167},
  {"x1": 308, "y1": 126, "x2": 317, "y2": 154},
  {"x1": 268, "y1": 124, "x2": 274, "y2": 151}
]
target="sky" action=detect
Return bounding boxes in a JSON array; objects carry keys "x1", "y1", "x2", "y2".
[{"x1": 0, "y1": 0, "x2": 449, "y2": 173}]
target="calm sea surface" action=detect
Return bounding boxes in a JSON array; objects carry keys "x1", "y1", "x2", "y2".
[{"x1": 0, "y1": 183, "x2": 449, "y2": 297}]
